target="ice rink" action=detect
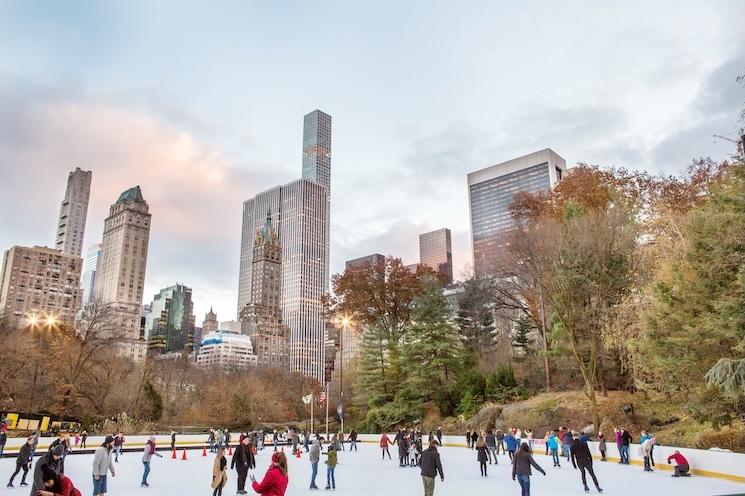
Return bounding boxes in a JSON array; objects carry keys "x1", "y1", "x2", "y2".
[{"x1": 3, "y1": 442, "x2": 743, "y2": 496}]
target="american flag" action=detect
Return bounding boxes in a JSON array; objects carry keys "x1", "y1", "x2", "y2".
[{"x1": 319, "y1": 390, "x2": 326, "y2": 405}]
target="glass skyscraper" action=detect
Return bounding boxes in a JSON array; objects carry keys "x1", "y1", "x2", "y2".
[
  {"x1": 81, "y1": 243, "x2": 101, "y2": 306},
  {"x1": 468, "y1": 148, "x2": 565, "y2": 276},
  {"x1": 419, "y1": 228, "x2": 453, "y2": 284},
  {"x1": 237, "y1": 110, "x2": 331, "y2": 382},
  {"x1": 146, "y1": 283, "x2": 196, "y2": 355}
]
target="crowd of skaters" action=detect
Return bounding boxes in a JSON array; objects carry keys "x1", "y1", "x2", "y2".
[{"x1": 0, "y1": 420, "x2": 696, "y2": 496}]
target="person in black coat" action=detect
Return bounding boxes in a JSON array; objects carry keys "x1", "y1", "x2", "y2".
[
  {"x1": 420, "y1": 441, "x2": 444, "y2": 496},
  {"x1": 570, "y1": 432, "x2": 603, "y2": 493},
  {"x1": 470, "y1": 431, "x2": 478, "y2": 450},
  {"x1": 7, "y1": 436, "x2": 34, "y2": 487},
  {"x1": 30, "y1": 445, "x2": 64, "y2": 496},
  {"x1": 231, "y1": 436, "x2": 256, "y2": 495}
]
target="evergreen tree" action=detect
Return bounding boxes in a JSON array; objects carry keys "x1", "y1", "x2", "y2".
[
  {"x1": 456, "y1": 276, "x2": 497, "y2": 352},
  {"x1": 512, "y1": 315, "x2": 535, "y2": 359},
  {"x1": 400, "y1": 276, "x2": 466, "y2": 403},
  {"x1": 355, "y1": 324, "x2": 396, "y2": 408}
]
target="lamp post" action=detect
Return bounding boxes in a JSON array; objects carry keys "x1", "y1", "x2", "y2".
[
  {"x1": 28, "y1": 313, "x2": 59, "y2": 412},
  {"x1": 332, "y1": 315, "x2": 352, "y2": 435}
]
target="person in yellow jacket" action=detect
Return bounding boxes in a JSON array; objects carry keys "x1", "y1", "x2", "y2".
[
  {"x1": 212, "y1": 446, "x2": 228, "y2": 496},
  {"x1": 325, "y1": 444, "x2": 338, "y2": 490}
]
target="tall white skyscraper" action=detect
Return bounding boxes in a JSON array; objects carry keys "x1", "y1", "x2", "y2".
[
  {"x1": 238, "y1": 109, "x2": 331, "y2": 382},
  {"x1": 81, "y1": 243, "x2": 101, "y2": 306},
  {"x1": 95, "y1": 186, "x2": 151, "y2": 361},
  {"x1": 55, "y1": 167, "x2": 92, "y2": 257}
]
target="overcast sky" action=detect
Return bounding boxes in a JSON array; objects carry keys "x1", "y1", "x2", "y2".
[{"x1": 1, "y1": 1, "x2": 743, "y2": 325}]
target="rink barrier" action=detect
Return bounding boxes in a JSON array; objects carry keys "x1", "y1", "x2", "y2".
[{"x1": 4, "y1": 432, "x2": 744, "y2": 483}]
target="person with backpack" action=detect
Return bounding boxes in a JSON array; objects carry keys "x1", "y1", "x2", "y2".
[
  {"x1": 512, "y1": 443, "x2": 546, "y2": 496},
  {"x1": 92, "y1": 435, "x2": 116, "y2": 496}
]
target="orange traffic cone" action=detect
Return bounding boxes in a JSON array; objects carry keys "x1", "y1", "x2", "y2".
[
  {"x1": 228, "y1": 446, "x2": 233, "y2": 456},
  {"x1": 171, "y1": 449, "x2": 177, "y2": 459},
  {"x1": 181, "y1": 449, "x2": 187, "y2": 460},
  {"x1": 202, "y1": 447, "x2": 207, "y2": 457}
]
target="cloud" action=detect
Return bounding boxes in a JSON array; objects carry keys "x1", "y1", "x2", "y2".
[{"x1": 0, "y1": 83, "x2": 274, "y2": 322}]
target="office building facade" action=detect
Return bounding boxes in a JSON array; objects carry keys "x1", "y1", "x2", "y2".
[
  {"x1": 468, "y1": 148, "x2": 565, "y2": 276},
  {"x1": 196, "y1": 330, "x2": 258, "y2": 370},
  {"x1": 95, "y1": 186, "x2": 152, "y2": 360},
  {"x1": 237, "y1": 110, "x2": 331, "y2": 382},
  {"x1": 0, "y1": 245, "x2": 83, "y2": 327},
  {"x1": 55, "y1": 167, "x2": 92, "y2": 257},
  {"x1": 203, "y1": 307, "x2": 218, "y2": 334},
  {"x1": 345, "y1": 253, "x2": 386, "y2": 279},
  {"x1": 419, "y1": 228, "x2": 453, "y2": 284},
  {"x1": 80, "y1": 243, "x2": 101, "y2": 306},
  {"x1": 146, "y1": 284, "x2": 196, "y2": 355}
]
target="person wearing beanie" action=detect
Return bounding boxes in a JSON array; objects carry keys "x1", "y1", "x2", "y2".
[
  {"x1": 37, "y1": 465, "x2": 81, "y2": 496},
  {"x1": 251, "y1": 451, "x2": 289, "y2": 495},
  {"x1": 141, "y1": 436, "x2": 163, "y2": 487},
  {"x1": 7, "y1": 435, "x2": 34, "y2": 488},
  {"x1": 324, "y1": 444, "x2": 337, "y2": 490},
  {"x1": 30, "y1": 445, "x2": 65, "y2": 496},
  {"x1": 232, "y1": 435, "x2": 257, "y2": 494},
  {"x1": 92, "y1": 435, "x2": 116, "y2": 496}
]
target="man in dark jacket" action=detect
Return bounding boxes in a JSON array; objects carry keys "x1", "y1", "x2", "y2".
[
  {"x1": 419, "y1": 440, "x2": 444, "y2": 496},
  {"x1": 349, "y1": 429, "x2": 358, "y2": 452},
  {"x1": 30, "y1": 445, "x2": 64, "y2": 496},
  {"x1": 231, "y1": 436, "x2": 256, "y2": 495},
  {"x1": 7, "y1": 436, "x2": 34, "y2": 487},
  {"x1": 570, "y1": 432, "x2": 603, "y2": 493},
  {"x1": 435, "y1": 427, "x2": 442, "y2": 446},
  {"x1": 620, "y1": 428, "x2": 632, "y2": 464},
  {"x1": 512, "y1": 443, "x2": 545, "y2": 496}
]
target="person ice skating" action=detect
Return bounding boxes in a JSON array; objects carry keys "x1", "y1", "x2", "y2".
[
  {"x1": 309, "y1": 437, "x2": 322, "y2": 489},
  {"x1": 141, "y1": 436, "x2": 162, "y2": 487},
  {"x1": 476, "y1": 434, "x2": 488, "y2": 476},
  {"x1": 30, "y1": 445, "x2": 64, "y2": 496},
  {"x1": 325, "y1": 443, "x2": 337, "y2": 490},
  {"x1": 80, "y1": 431, "x2": 87, "y2": 449},
  {"x1": 496, "y1": 430, "x2": 505, "y2": 454},
  {"x1": 48, "y1": 433, "x2": 71, "y2": 473},
  {"x1": 113, "y1": 433, "x2": 124, "y2": 462},
  {"x1": 436, "y1": 427, "x2": 442, "y2": 446},
  {"x1": 667, "y1": 450, "x2": 690, "y2": 477},
  {"x1": 485, "y1": 429, "x2": 498, "y2": 465},
  {"x1": 465, "y1": 431, "x2": 471, "y2": 449},
  {"x1": 408, "y1": 441, "x2": 419, "y2": 466},
  {"x1": 640, "y1": 436, "x2": 655, "y2": 472},
  {"x1": 420, "y1": 440, "x2": 444, "y2": 496},
  {"x1": 512, "y1": 443, "x2": 546, "y2": 496},
  {"x1": 620, "y1": 428, "x2": 632, "y2": 465},
  {"x1": 170, "y1": 430, "x2": 176, "y2": 451},
  {"x1": 640, "y1": 431, "x2": 656, "y2": 467},
  {"x1": 470, "y1": 430, "x2": 478, "y2": 450},
  {"x1": 380, "y1": 432, "x2": 393, "y2": 460},
  {"x1": 92, "y1": 435, "x2": 116, "y2": 496},
  {"x1": 570, "y1": 431, "x2": 603, "y2": 493},
  {"x1": 562, "y1": 430, "x2": 573, "y2": 462},
  {"x1": 232, "y1": 435, "x2": 257, "y2": 495},
  {"x1": 7, "y1": 435, "x2": 33, "y2": 488},
  {"x1": 36, "y1": 465, "x2": 81, "y2": 496},
  {"x1": 225, "y1": 429, "x2": 232, "y2": 449},
  {"x1": 250, "y1": 451, "x2": 288, "y2": 496},
  {"x1": 526, "y1": 430, "x2": 534, "y2": 451},
  {"x1": 211, "y1": 446, "x2": 228, "y2": 496},
  {"x1": 349, "y1": 429, "x2": 358, "y2": 452},
  {"x1": 73, "y1": 433, "x2": 80, "y2": 448},
  {"x1": 613, "y1": 428, "x2": 622, "y2": 462},
  {"x1": 272, "y1": 429, "x2": 279, "y2": 452},
  {"x1": 547, "y1": 431, "x2": 560, "y2": 467},
  {"x1": 398, "y1": 432, "x2": 410, "y2": 467},
  {"x1": 0, "y1": 429, "x2": 6, "y2": 458},
  {"x1": 543, "y1": 432, "x2": 550, "y2": 455},
  {"x1": 597, "y1": 432, "x2": 607, "y2": 461},
  {"x1": 505, "y1": 431, "x2": 518, "y2": 463}
]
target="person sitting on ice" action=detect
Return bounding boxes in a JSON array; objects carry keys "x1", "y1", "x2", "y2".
[{"x1": 667, "y1": 450, "x2": 691, "y2": 477}]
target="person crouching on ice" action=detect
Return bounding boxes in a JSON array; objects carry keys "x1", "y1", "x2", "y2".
[
  {"x1": 37, "y1": 465, "x2": 82, "y2": 496},
  {"x1": 667, "y1": 450, "x2": 691, "y2": 477}
]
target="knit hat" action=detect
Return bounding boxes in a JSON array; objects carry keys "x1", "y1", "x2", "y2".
[
  {"x1": 41, "y1": 465, "x2": 58, "y2": 483},
  {"x1": 103, "y1": 435, "x2": 115, "y2": 446},
  {"x1": 51, "y1": 445, "x2": 65, "y2": 456}
]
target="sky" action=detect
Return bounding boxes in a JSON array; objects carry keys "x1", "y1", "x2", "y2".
[{"x1": 1, "y1": 1, "x2": 743, "y2": 325}]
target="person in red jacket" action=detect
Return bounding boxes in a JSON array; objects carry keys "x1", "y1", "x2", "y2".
[
  {"x1": 380, "y1": 432, "x2": 393, "y2": 460},
  {"x1": 667, "y1": 450, "x2": 691, "y2": 477},
  {"x1": 250, "y1": 451, "x2": 288, "y2": 496},
  {"x1": 36, "y1": 465, "x2": 82, "y2": 496}
]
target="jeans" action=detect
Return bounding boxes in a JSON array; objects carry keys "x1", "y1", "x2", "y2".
[
  {"x1": 551, "y1": 447, "x2": 560, "y2": 466},
  {"x1": 422, "y1": 476, "x2": 435, "y2": 496},
  {"x1": 487, "y1": 447, "x2": 498, "y2": 464},
  {"x1": 92, "y1": 475, "x2": 107, "y2": 495},
  {"x1": 497, "y1": 440, "x2": 505, "y2": 454},
  {"x1": 8, "y1": 461, "x2": 28, "y2": 485},
  {"x1": 620, "y1": 445, "x2": 629, "y2": 464},
  {"x1": 114, "y1": 446, "x2": 122, "y2": 461},
  {"x1": 517, "y1": 474, "x2": 531, "y2": 496},
  {"x1": 350, "y1": 440, "x2": 357, "y2": 451},
  {"x1": 310, "y1": 462, "x2": 318, "y2": 488},
  {"x1": 326, "y1": 466, "x2": 335, "y2": 489},
  {"x1": 562, "y1": 444, "x2": 570, "y2": 460},
  {"x1": 142, "y1": 461, "x2": 151, "y2": 484}
]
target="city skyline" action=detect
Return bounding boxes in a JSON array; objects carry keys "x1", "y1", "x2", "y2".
[{"x1": 1, "y1": 1, "x2": 743, "y2": 322}]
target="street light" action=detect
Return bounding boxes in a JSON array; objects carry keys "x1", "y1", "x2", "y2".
[
  {"x1": 331, "y1": 314, "x2": 353, "y2": 434},
  {"x1": 27, "y1": 312, "x2": 60, "y2": 412}
]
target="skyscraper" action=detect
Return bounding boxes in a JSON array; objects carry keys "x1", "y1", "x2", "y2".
[
  {"x1": 240, "y1": 211, "x2": 288, "y2": 369},
  {"x1": 80, "y1": 243, "x2": 101, "y2": 306},
  {"x1": 345, "y1": 254, "x2": 386, "y2": 279},
  {"x1": 95, "y1": 186, "x2": 151, "y2": 361},
  {"x1": 302, "y1": 109, "x2": 332, "y2": 192},
  {"x1": 146, "y1": 284, "x2": 195, "y2": 355},
  {"x1": 237, "y1": 110, "x2": 331, "y2": 382},
  {"x1": 203, "y1": 307, "x2": 218, "y2": 333},
  {"x1": 419, "y1": 228, "x2": 453, "y2": 284},
  {"x1": 55, "y1": 167, "x2": 92, "y2": 257},
  {"x1": 0, "y1": 245, "x2": 82, "y2": 327},
  {"x1": 468, "y1": 148, "x2": 565, "y2": 276}
]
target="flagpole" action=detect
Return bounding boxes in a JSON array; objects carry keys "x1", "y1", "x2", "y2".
[
  {"x1": 310, "y1": 393, "x2": 314, "y2": 436},
  {"x1": 325, "y1": 382, "x2": 330, "y2": 440}
]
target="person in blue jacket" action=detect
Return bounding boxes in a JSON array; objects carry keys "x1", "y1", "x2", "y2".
[
  {"x1": 546, "y1": 432, "x2": 561, "y2": 468},
  {"x1": 562, "y1": 430, "x2": 573, "y2": 462},
  {"x1": 504, "y1": 432, "x2": 518, "y2": 463}
]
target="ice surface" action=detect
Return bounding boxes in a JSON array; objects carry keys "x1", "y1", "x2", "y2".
[{"x1": 3, "y1": 443, "x2": 742, "y2": 496}]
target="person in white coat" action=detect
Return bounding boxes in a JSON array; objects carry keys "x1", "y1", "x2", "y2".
[{"x1": 92, "y1": 435, "x2": 116, "y2": 496}]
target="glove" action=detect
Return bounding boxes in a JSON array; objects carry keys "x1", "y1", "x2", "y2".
[{"x1": 512, "y1": 475, "x2": 516, "y2": 481}]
